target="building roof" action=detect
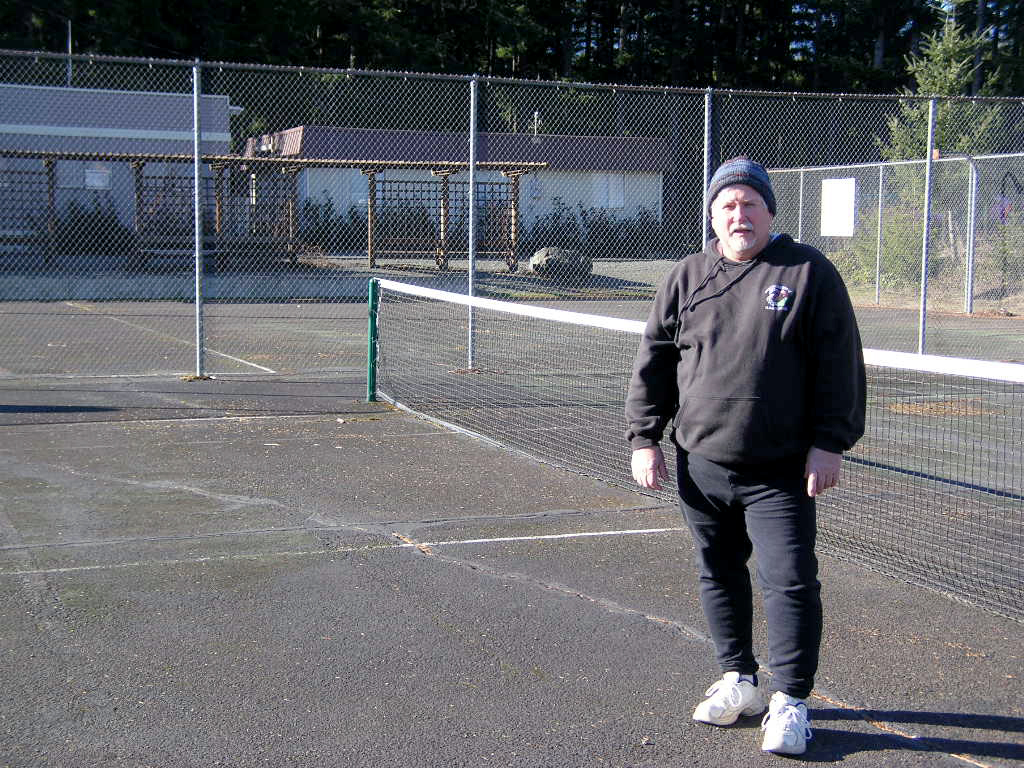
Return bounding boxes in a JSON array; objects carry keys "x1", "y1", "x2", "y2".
[
  {"x1": 0, "y1": 83, "x2": 232, "y2": 155},
  {"x1": 244, "y1": 126, "x2": 667, "y2": 172}
]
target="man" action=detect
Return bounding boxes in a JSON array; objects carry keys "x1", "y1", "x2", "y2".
[{"x1": 625, "y1": 156, "x2": 865, "y2": 755}]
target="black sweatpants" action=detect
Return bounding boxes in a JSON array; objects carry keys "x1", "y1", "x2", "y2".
[{"x1": 676, "y1": 449, "x2": 822, "y2": 700}]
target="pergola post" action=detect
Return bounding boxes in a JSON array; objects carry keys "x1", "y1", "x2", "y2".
[
  {"x1": 431, "y1": 168, "x2": 457, "y2": 271},
  {"x1": 362, "y1": 169, "x2": 378, "y2": 268},
  {"x1": 130, "y1": 160, "x2": 146, "y2": 270},
  {"x1": 212, "y1": 165, "x2": 224, "y2": 236},
  {"x1": 501, "y1": 169, "x2": 528, "y2": 272},
  {"x1": 44, "y1": 158, "x2": 56, "y2": 268},
  {"x1": 284, "y1": 167, "x2": 299, "y2": 263},
  {"x1": 131, "y1": 161, "x2": 145, "y2": 233}
]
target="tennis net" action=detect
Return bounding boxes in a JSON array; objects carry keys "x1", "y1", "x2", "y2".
[{"x1": 369, "y1": 278, "x2": 1024, "y2": 622}]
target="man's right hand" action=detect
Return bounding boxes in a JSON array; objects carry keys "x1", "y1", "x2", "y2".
[{"x1": 631, "y1": 446, "x2": 669, "y2": 490}]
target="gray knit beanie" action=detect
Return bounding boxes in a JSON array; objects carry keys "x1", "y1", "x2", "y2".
[{"x1": 707, "y1": 156, "x2": 776, "y2": 216}]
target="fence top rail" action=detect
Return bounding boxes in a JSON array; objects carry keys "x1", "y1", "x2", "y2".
[
  {"x1": 6, "y1": 47, "x2": 1024, "y2": 105},
  {"x1": 0, "y1": 47, "x2": 200, "y2": 68},
  {"x1": 0, "y1": 148, "x2": 547, "y2": 172},
  {"x1": 477, "y1": 75, "x2": 1024, "y2": 103},
  {"x1": 770, "y1": 151, "x2": 1024, "y2": 175},
  {"x1": 0, "y1": 49, "x2": 487, "y2": 83},
  {"x1": 703, "y1": 87, "x2": 1024, "y2": 104}
]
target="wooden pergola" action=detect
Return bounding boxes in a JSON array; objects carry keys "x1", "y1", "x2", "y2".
[{"x1": 0, "y1": 149, "x2": 546, "y2": 270}]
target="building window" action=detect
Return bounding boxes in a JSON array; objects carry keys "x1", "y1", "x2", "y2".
[
  {"x1": 56, "y1": 162, "x2": 111, "y2": 190},
  {"x1": 606, "y1": 173, "x2": 625, "y2": 208},
  {"x1": 527, "y1": 175, "x2": 542, "y2": 200},
  {"x1": 594, "y1": 172, "x2": 625, "y2": 209},
  {"x1": 84, "y1": 163, "x2": 112, "y2": 190},
  {"x1": 56, "y1": 162, "x2": 79, "y2": 189}
]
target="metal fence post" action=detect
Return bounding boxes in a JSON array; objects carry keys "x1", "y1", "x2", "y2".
[
  {"x1": 467, "y1": 75, "x2": 478, "y2": 369},
  {"x1": 701, "y1": 88, "x2": 712, "y2": 249},
  {"x1": 193, "y1": 58, "x2": 206, "y2": 377},
  {"x1": 797, "y1": 169, "x2": 805, "y2": 242},
  {"x1": 965, "y1": 156, "x2": 978, "y2": 314},
  {"x1": 875, "y1": 164, "x2": 884, "y2": 305},
  {"x1": 918, "y1": 99, "x2": 937, "y2": 355}
]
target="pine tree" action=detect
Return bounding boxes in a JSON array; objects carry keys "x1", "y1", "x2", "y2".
[{"x1": 882, "y1": 3, "x2": 1004, "y2": 161}]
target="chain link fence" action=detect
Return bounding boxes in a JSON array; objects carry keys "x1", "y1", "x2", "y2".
[{"x1": 1, "y1": 49, "x2": 1023, "y2": 378}]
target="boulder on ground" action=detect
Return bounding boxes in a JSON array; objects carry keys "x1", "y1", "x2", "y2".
[{"x1": 528, "y1": 247, "x2": 592, "y2": 278}]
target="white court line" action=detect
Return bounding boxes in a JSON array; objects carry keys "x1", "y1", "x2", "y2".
[
  {"x1": 204, "y1": 348, "x2": 276, "y2": 373},
  {"x1": 418, "y1": 527, "x2": 684, "y2": 548},
  {"x1": 0, "y1": 523, "x2": 990, "y2": 766},
  {"x1": 0, "y1": 527, "x2": 683, "y2": 577},
  {"x1": 64, "y1": 302, "x2": 277, "y2": 374},
  {"x1": 0, "y1": 548, "x2": 341, "y2": 576}
]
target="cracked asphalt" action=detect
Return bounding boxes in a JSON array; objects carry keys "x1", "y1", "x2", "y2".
[{"x1": 0, "y1": 374, "x2": 1021, "y2": 767}]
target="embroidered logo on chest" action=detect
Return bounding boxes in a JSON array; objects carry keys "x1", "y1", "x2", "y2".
[{"x1": 764, "y1": 284, "x2": 792, "y2": 311}]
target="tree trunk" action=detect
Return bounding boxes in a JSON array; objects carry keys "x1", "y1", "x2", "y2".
[{"x1": 973, "y1": 0, "x2": 985, "y2": 95}]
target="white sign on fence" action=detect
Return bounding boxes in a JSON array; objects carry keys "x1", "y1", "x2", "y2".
[{"x1": 820, "y1": 177, "x2": 856, "y2": 237}]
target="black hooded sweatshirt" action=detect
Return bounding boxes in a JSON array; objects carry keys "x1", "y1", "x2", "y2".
[{"x1": 625, "y1": 234, "x2": 866, "y2": 465}]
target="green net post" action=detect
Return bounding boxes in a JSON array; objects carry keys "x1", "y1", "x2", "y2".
[{"x1": 367, "y1": 278, "x2": 379, "y2": 402}]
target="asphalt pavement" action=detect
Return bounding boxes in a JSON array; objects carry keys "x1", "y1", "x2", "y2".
[{"x1": 0, "y1": 374, "x2": 1021, "y2": 767}]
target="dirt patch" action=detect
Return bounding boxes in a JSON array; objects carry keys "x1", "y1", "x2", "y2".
[{"x1": 888, "y1": 399, "x2": 992, "y2": 416}]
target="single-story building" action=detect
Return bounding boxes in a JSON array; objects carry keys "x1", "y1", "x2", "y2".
[
  {"x1": 0, "y1": 83, "x2": 239, "y2": 250},
  {"x1": 245, "y1": 126, "x2": 665, "y2": 223},
  {"x1": 239, "y1": 125, "x2": 671, "y2": 267}
]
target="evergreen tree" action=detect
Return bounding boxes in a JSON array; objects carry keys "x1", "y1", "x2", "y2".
[
  {"x1": 9, "y1": 0, "x2": 1024, "y2": 95},
  {"x1": 882, "y1": 4, "x2": 1004, "y2": 161}
]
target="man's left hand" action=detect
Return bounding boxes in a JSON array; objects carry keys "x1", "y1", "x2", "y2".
[{"x1": 805, "y1": 447, "x2": 842, "y2": 497}]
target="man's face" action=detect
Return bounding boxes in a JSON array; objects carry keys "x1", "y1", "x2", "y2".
[{"x1": 709, "y1": 184, "x2": 774, "y2": 261}]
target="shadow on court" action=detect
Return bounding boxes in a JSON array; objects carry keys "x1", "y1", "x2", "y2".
[{"x1": 0, "y1": 374, "x2": 1021, "y2": 768}]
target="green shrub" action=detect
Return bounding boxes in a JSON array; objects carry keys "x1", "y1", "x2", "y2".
[
  {"x1": 50, "y1": 198, "x2": 137, "y2": 257},
  {"x1": 521, "y1": 197, "x2": 583, "y2": 255},
  {"x1": 299, "y1": 196, "x2": 367, "y2": 252},
  {"x1": 521, "y1": 199, "x2": 663, "y2": 261},
  {"x1": 579, "y1": 204, "x2": 663, "y2": 260},
  {"x1": 974, "y1": 207, "x2": 1024, "y2": 303},
  {"x1": 832, "y1": 205, "x2": 924, "y2": 292}
]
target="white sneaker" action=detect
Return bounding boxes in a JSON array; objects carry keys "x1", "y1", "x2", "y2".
[
  {"x1": 692, "y1": 672, "x2": 765, "y2": 725},
  {"x1": 761, "y1": 691, "x2": 812, "y2": 755}
]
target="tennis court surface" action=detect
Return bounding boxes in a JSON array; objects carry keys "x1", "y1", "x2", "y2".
[{"x1": 1, "y1": 373, "x2": 1021, "y2": 767}]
